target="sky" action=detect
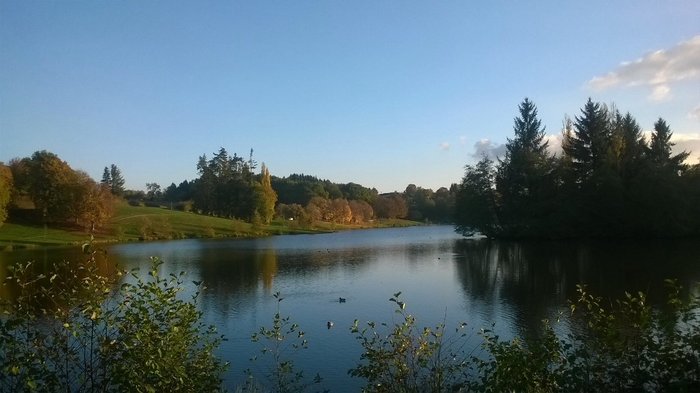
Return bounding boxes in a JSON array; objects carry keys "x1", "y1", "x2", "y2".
[{"x1": 1, "y1": 1, "x2": 699, "y2": 193}]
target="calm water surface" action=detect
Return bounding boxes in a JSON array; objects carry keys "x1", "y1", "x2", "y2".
[{"x1": 2, "y1": 225, "x2": 699, "y2": 391}]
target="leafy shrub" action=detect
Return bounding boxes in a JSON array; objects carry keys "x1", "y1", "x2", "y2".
[
  {"x1": 348, "y1": 285, "x2": 700, "y2": 393},
  {"x1": 243, "y1": 292, "x2": 324, "y2": 393},
  {"x1": 349, "y1": 292, "x2": 472, "y2": 392},
  {"x1": 468, "y1": 280, "x2": 700, "y2": 392},
  {"x1": 0, "y1": 253, "x2": 227, "y2": 392}
]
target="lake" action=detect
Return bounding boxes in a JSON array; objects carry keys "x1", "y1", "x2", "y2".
[{"x1": 1, "y1": 225, "x2": 699, "y2": 391}]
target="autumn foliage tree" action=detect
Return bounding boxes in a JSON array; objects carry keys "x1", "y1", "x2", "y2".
[
  {"x1": 8, "y1": 151, "x2": 114, "y2": 229},
  {"x1": 255, "y1": 163, "x2": 277, "y2": 224},
  {"x1": 0, "y1": 164, "x2": 13, "y2": 227}
]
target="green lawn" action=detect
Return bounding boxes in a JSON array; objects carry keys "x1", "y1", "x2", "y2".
[{"x1": 0, "y1": 201, "x2": 420, "y2": 249}]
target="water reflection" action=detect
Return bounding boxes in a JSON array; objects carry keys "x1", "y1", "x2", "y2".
[
  {"x1": 1, "y1": 227, "x2": 699, "y2": 392},
  {"x1": 0, "y1": 247, "x2": 121, "y2": 312},
  {"x1": 452, "y1": 238, "x2": 700, "y2": 338}
]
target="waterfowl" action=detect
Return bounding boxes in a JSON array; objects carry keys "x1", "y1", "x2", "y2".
[{"x1": 327, "y1": 321, "x2": 334, "y2": 329}]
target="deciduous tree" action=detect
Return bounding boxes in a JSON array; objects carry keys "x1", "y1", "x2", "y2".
[{"x1": 0, "y1": 164, "x2": 13, "y2": 226}]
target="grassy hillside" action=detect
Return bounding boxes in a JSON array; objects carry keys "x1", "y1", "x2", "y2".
[{"x1": 0, "y1": 201, "x2": 418, "y2": 249}]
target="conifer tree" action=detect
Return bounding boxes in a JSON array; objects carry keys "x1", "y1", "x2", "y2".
[
  {"x1": 562, "y1": 98, "x2": 611, "y2": 184},
  {"x1": 101, "y1": 167, "x2": 112, "y2": 186},
  {"x1": 109, "y1": 164, "x2": 125, "y2": 196},
  {"x1": 495, "y1": 98, "x2": 553, "y2": 236},
  {"x1": 649, "y1": 118, "x2": 689, "y2": 173}
]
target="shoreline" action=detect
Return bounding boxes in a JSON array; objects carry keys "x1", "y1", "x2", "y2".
[{"x1": 0, "y1": 214, "x2": 422, "y2": 251}]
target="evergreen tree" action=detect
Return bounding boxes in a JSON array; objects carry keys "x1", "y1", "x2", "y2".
[
  {"x1": 649, "y1": 118, "x2": 689, "y2": 173},
  {"x1": 562, "y1": 98, "x2": 611, "y2": 184},
  {"x1": 617, "y1": 112, "x2": 646, "y2": 180},
  {"x1": 109, "y1": 164, "x2": 125, "y2": 196},
  {"x1": 101, "y1": 167, "x2": 111, "y2": 186},
  {"x1": 495, "y1": 98, "x2": 554, "y2": 236}
]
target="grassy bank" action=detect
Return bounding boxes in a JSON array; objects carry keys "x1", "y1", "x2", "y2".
[{"x1": 0, "y1": 201, "x2": 419, "y2": 249}]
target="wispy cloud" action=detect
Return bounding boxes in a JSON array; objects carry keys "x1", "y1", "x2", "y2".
[
  {"x1": 439, "y1": 142, "x2": 450, "y2": 151},
  {"x1": 588, "y1": 35, "x2": 700, "y2": 102},
  {"x1": 690, "y1": 104, "x2": 700, "y2": 121}
]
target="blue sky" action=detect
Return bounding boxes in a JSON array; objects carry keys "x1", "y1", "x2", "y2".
[{"x1": 2, "y1": 1, "x2": 699, "y2": 193}]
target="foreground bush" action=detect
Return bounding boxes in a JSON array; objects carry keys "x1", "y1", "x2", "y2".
[
  {"x1": 0, "y1": 253, "x2": 227, "y2": 392},
  {"x1": 349, "y1": 283, "x2": 700, "y2": 392}
]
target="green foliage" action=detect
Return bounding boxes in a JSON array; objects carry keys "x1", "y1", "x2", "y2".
[
  {"x1": 563, "y1": 281, "x2": 700, "y2": 392},
  {"x1": 469, "y1": 281, "x2": 700, "y2": 392},
  {"x1": 245, "y1": 292, "x2": 324, "y2": 393},
  {"x1": 348, "y1": 292, "x2": 472, "y2": 392},
  {"x1": 470, "y1": 321, "x2": 565, "y2": 393},
  {"x1": 255, "y1": 164, "x2": 277, "y2": 225},
  {"x1": 108, "y1": 165, "x2": 125, "y2": 196},
  {"x1": 107, "y1": 257, "x2": 228, "y2": 392},
  {"x1": 348, "y1": 285, "x2": 699, "y2": 392},
  {"x1": 0, "y1": 254, "x2": 227, "y2": 392}
]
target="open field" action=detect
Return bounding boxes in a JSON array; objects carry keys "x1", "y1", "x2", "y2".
[{"x1": 0, "y1": 201, "x2": 419, "y2": 249}]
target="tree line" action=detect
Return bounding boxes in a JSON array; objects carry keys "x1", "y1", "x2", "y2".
[
  {"x1": 455, "y1": 98, "x2": 700, "y2": 239},
  {"x1": 0, "y1": 146, "x2": 456, "y2": 231}
]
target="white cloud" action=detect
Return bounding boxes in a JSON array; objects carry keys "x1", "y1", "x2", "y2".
[
  {"x1": 545, "y1": 134, "x2": 564, "y2": 156},
  {"x1": 439, "y1": 142, "x2": 450, "y2": 151},
  {"x1": 671, "y1": 133, "x2": 700, "y2": 165},
  {"x1": 471, "y1": 139, "x2": 506, "y2": 160},
  {"x1": 459, "y1": 136, "x2": 468, "y2": 145},
  {"x1": 588, "y1": 35, "x2": 700, "y2": 101},
  {"x1": 649, "y1": 84, "x2": 671, "y2": 101}
]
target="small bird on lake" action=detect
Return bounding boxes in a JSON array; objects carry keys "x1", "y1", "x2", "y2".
[
  {"x1": 327, "y1": 321, "x2": 334, "y2": 329},
  {"x1": 339, "y1": 297, "x2": 346, "y2": 303}
]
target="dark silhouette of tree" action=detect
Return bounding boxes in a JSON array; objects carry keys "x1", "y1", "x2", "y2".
[
  {"x1": 455, "y1": 99, "x2": 699, "y2": 238},
  {"x1": 649, "y1": 118, "x2": 689, "y2": 173},
  {"x1": 495, "y1": 98, "x2": 556, "y2": 237},
  {"x1": 562, "y1": 98, "x2": 611, "y2": 185},
  {"x1": 101, "y1": 167, "x2": 111, "y2": 186},
  {"x1": 455, "y1": 156, "x2": 499, "y2": 236}
]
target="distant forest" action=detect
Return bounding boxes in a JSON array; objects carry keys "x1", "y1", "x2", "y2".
[
  {"x1": 455, "y1": 98, "x2": 700, "y2": 239},
  {"x1": 0, "y1": 148, "x2": 455, "y2": 230}
]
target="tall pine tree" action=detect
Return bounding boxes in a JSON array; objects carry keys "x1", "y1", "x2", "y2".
[
  {"x1": 495, "y1": 98, "x2": 554, "y2": 236},
  {"x1": 649, "y1": 118, "x2": 689, "y2": 173},
  {"x1": 109, "y1": 164, "x2": 125, "y2": 196}
]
